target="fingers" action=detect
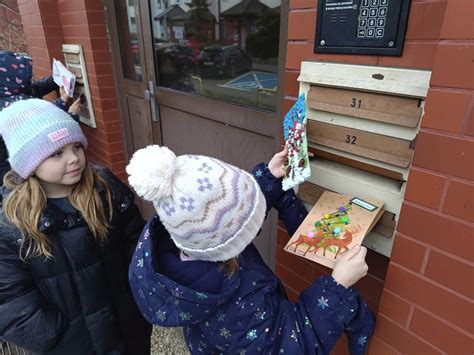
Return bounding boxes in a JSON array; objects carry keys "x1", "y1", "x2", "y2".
[{"x1": 344, "y1": 244, "x2": 361, "y2": 260}]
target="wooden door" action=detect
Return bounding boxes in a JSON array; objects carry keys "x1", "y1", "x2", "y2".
[{"x1": 107, "y1": 0, "x2": 288, "y2": 267}]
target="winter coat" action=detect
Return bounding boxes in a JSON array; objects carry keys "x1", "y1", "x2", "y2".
[
  {"x1": 129, "y1": 163, "x2": 375, "y2": 354},
  {"x1": 0, "y1": 50, "x2": 79, "y2": 184},
  {"x1": 0, "y1": 166, "x2": 151, "y2": 354}
]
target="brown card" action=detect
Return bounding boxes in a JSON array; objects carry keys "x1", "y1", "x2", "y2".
[{"x1": 284, "y1": 191, "x2": 384, "y2": 269}]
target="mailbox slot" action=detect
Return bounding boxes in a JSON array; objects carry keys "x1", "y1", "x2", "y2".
[
  {"x1": 307, "y1": 121, "x2": 414, "y2": 168},
  {"x1": 62, "y1": 44, "x2": 96, "y2": 128},
  {"x1": 308, "y1": 86, "x2": 422, "y2": 127}
]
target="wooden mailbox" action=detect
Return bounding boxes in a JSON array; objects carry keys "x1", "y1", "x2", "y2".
[
  {"x1": 62, "y1": 44, "x2": 96, "y2": 128},
  {"x1": 298, "y1": 62, "x2": 431, "y2": 257}
]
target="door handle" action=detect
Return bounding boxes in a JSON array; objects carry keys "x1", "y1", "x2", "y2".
[{"x1": 145, "y1": 81, "x2": 158, "y2": 123}]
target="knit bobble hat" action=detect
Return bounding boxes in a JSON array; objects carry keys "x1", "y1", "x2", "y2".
[
  {"x1": 126, "y1": 145, "x2": 266, "y2": 262},
  {"x1": 0, "y1": 99, "x2": 87, "y2": 179}
]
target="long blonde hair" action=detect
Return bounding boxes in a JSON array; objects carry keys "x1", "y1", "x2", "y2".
[{"x1": 2, "y1": 160, "x2": 113, "y2": 260}]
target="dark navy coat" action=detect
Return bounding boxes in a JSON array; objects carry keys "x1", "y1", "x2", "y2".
[
  {"x1": 129, "y1": 163, "x2": 375, "y2": 354},
  {"x1": 0, "y1": 50, "x2": 79, "y2": 184},
  {"x1": 0, "y1": 166, "x2": 151, "y2": 354}
]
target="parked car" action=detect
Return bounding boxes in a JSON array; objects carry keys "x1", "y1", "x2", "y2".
[
  {"x1": 196, "y1": 45, "x2": 252, "y2": 78},
  {"x1": 155, "y1": 43, "x2": 196, "y2": 92}
]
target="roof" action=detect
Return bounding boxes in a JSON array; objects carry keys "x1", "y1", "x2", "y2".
[
  {"x1": 154, "y1": 5, "x2": 189, "y2": 21},
  {"x1": 221, "y1": 0, "x2": 269, "y2": 17}
]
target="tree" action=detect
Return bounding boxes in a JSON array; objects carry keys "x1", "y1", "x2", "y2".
[
  {"x1": 185, "y1": 0, "x2": 215, "y2": 43},
  {"x1": 245, "y1": 9, "x2": 279, "y2": 59}
]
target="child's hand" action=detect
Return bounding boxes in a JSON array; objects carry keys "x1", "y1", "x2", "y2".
[
  {"x1": 59, "y1": 86, "x2": 70, "y2": 103},
  {"x1": 331, "y1": 245, "x2": 368, "y2": 288},
  {"x1": 268, "y1": 147, "x2": 288, "y2": 178},
  {"x1": 68, "y1": 97, "x2": 81, "y2": 114}
]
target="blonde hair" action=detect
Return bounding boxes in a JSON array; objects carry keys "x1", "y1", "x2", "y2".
[
  {"x1": 220, "y1": 257, "x2": 239, "y2": 275},
  {"x1": 2, "y1": 160, "x2": 113, "y2": 260}
]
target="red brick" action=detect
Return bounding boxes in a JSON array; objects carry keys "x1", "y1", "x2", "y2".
[
  {"x1": 276, "y1": 247, "x2": 314, "y2": 283},
  {"x1": 405, "y1": 1, "x2": 447, "y2": 40},
  {"x1": 374, "y1": 315, "x2": 442, "y2": 354},
  {"x1": 18, "y1": 2, "x2": 39, "y2": 16},
  {"x1": 284, "y1": 70, "x2": 300, "y2": 97},
  {"x1": 365, "y1": 248, "x2": 390, "y2": 281},
  {"x1": 404, "y1": 169, "x2": 446, "y2": 209},
  {"x1": 289, "y1": 0, "x2": 316, "y2": 10},
  {"x1": 410, "y1": 308, "x2": 474, "y2": 353},
  {"x1": 378, "y1": 41, "x2": 438, "y2": 69},
  {"x1": 440, "y1": 0, "x2": 474, "y2": 40},
  {"x1": 332, "y1": 335, "x2": 349, "y2": 355},
  {"x1": 422, "y1": 89, "x2": 471, "y2": 134},
  {"x1": 412, "y1": 131, "x2": 474, "y2": 180},
  {"x1": 384, "y1": 264, "x2": 474, "y2": 333},
  {"x1": 378, "y1": 289, "x2": 412, "y2": 327},
  {"x1": 442, "y1": 180, "x2": 474, "y2": 222},
  {"x1": 398, "y1": 203, "x2": 473, "y2": 261},
  {"x1": 313, "y1": 53, "x2": 378, "y2": 66},
  {"x1": 277, "y1": 227, "x2": 290, "y2": 248},
  {"x1": 288, "y1": 10, "x2": 316, "y2": 41},
  {"x1": 275, "y1": 263, "x2": 311, "y2": 293},
  {"x1": 286, "y1": 42, "x2": 315, "y2": 70},
  {"x1": 283, "y1": 284, "x2": 299, "y2": 302},
  {"x1": 431, "y1": 43, "x2": 474, "y2": 90},
  {"x1": 465, "y1": 102, "x2": 474, "y2": 137},
  {"x1": 390, "y1": 233, "x2": 427, "y2": 272},
  {"x1": 367, "y1": 336, "x2": 400, "y2": 355},
  {"x1": 425, "y1": 250, "x2": 474, "y2": 298},
  {"x1": 354, "y1": 274, "x2": 384, "y2": 307}
]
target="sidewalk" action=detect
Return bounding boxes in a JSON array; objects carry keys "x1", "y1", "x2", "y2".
[{"x1": 151, "y1": 326, "x2": 189, "y2": 354}]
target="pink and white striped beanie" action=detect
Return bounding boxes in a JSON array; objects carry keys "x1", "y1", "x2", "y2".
[{"x1": 126, "y1": 145, "x2": 266, "y2": 262}]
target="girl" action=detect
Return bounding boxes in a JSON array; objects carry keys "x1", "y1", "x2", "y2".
[
  {"x1": 127, "y1": 145, "x2": 375, "y2": 355},
  {"x1": 0, "y1": 99, "x2": 151, "y2": 354},
  {"x1": 0, "y1": 50, "x2": 80, "y2": 184}
]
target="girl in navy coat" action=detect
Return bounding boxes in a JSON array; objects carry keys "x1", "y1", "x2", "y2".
[{"x1": 127, "y1": 145, "x2": 375, "y2": 354}]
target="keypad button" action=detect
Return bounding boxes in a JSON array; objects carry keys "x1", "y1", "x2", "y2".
[
  {"x1": 360, "y1": 8, "x2": 368, "y2": 17},
  {"x1": 358, "y1": 29, "x2": 366, "y2": 38},
  {"x1": 369, "y1": 8, "x2": 377, "y2": 17},
  {"x1": 368, "y1": 18, "x2": 376, "y2": 27},
  {"x1": 377, "y1": 18, "x2": 386, "y2": 27},
  {"x1": 379, "y1": 7, "x2": 388, "y2": 17},
  {"x1": 359, "y1": 19, "x2": 367, "y2": 27},
  {"x1": 367, "y1": 28, "x2": 375, "y2": 37},
  {"x1": 375, "y1": 28, "x2": 384, "y2": 38}
]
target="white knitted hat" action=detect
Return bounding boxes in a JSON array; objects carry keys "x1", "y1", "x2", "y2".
[
  {"x1": 0, "y1": 99, "x2": 87, "y2": 178},
  {"x1": 126, "y1": 145, "x2": 266, "y2": 262}
]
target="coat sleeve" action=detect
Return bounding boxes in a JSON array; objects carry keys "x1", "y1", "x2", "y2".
[
  {"x1": 0, "y1": 234, "x2": 66, "y2": 352},
  {"x1": 29, "y1": 76, "x2": 58, "y2": 98},
  {"x1": 251, "y1": 163, "x2": 307, "y2": 235},
  {"x1": 297, "y1": 275, "x2": 375, "y2": 354}
]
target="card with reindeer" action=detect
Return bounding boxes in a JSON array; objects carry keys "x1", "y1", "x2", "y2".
[{"x1": 285, "y1": 191, "x2": 384, "y2": 269}]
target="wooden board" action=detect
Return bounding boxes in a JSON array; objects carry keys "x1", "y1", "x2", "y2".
[
  {"x1": 308, "y1": 86, "x2": 422, "y2": 127},
  {"x1": 307, "y1": 121, "x2": 414, "y2": 168}
]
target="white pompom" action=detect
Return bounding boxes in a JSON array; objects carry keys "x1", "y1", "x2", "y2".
[{"x1": 126, "y1": 145, "x2": 177, "y2": 201}]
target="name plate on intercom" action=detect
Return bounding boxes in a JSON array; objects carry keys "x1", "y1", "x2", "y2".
[{"x1": 315, "y1": 0, "x2": 411, "y2": 56}]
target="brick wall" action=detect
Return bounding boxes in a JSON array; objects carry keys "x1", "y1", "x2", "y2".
[
  {"x1": 17, "y1": 0, "x2": 127, "y2": 180},
  {"x1": 0, "y1": 0, "x2": 27, "y2": 52},
  {"x1": 282, "y1": 0, "x2": 474, "y2": 353}
]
